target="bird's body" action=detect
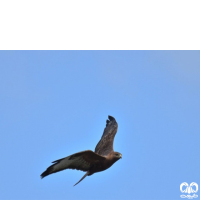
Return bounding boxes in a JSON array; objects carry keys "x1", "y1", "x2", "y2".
[
  {"x1": 40, "y1": 115, "x2": 122, "y2": 186},
  {"x1": 86, "y1": 151, "x2": 121, "y2": 175}
]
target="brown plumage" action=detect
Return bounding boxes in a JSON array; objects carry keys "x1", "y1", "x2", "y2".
[{"x1": 40, "y1": 115, "x2": 122, "y2": 186}]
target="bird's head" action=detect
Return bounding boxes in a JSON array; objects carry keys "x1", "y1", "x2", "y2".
[{"x1": 114, "y1": 152, "x2": 122, "y2": 160}]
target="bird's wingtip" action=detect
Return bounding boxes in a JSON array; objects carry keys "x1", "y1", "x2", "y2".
[{"x1": 108, "y1": 115, "x2": 115, "y2": 121}]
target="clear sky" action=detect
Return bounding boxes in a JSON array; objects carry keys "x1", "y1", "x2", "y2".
[{"x1": 0, "y1": 51, "x2": 200, "y2": 200}]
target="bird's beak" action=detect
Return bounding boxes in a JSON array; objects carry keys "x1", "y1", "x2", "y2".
[{"x1": 120, "y1": 154, "x2": 122, "y2": 159}]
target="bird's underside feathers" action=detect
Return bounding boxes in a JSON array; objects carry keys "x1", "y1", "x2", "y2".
[
  {"x1": 40, "y1": 150, "x2": 105, "y2": 179},
  {"x1": 95, "y1": 115, "x2": 118, "y2": 156}
]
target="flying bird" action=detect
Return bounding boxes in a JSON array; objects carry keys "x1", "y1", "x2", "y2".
[{"x1": 40, "y1": 115, "x2": 122, "y2": 186}]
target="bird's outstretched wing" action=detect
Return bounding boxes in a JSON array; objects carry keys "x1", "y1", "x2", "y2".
[
  {"x1": 95, "y1": 116, "x2": 118, "y2": 156},
  {"x1": 40, "y1": 150, "x2": 105, "y2": 178}
]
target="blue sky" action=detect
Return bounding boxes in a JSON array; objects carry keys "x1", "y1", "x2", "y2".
[{"x1": 0, "y1": 51, "x2": 200, "y2": 200}]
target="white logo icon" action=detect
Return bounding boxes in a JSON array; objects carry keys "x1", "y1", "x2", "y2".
[{"x1": 180, "y1": 182, "x2": 198, "y2": 199}]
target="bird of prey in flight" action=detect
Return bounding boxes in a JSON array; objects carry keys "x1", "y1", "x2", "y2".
[{"x1": 40, "y1": 115, "x2": 122, "y2": 186}]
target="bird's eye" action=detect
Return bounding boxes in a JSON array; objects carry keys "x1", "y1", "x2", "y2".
[{"x1": 115, "y1": 154, "x2": 119, "y2": 156}]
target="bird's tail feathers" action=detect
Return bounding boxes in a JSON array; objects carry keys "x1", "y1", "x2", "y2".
[{"x1": 74, "y1": 171, "x2": 89, "y2": 186}]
